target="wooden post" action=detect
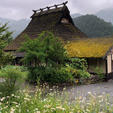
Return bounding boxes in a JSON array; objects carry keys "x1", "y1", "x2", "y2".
[
  {"x1": 63, "y1": 1, "x2": 68, "y2": 6},
  {"x1": 32, "y1": 10, "x2": 36, "y2": 14},
  {"x1": 54, "y1": 5, "x2": 57, "y2": 8},
  {"x1": 47, "y1": 7, "x2": 50, "y2": 10},
  {"x1": 40, "y1": 8, "x2": 43, "y2": 12}
]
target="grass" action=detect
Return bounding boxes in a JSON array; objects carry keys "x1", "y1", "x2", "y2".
[{"x1": 0, "y1": 86, "x2": 113, "y2": 113}]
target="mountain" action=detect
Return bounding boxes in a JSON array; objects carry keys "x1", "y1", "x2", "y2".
[
  {"x1": 96, "y1": 8, "x2": 113, "y2": 24},
  {"x1": 0, "y1": 12, "x2": 113, "y2": 39},
  {"x1": 71, "y1": 13, "x2": 82, "y2": 18},
  {"x1": 0, "y1": 18, "x2": 30, "y2": 38},
  {"x1": 73, "y1": 15, "x2": 113, "y2": 38}
]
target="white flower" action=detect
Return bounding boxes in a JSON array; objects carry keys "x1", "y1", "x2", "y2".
[
  {"x1": 10, "y1": 107, "x2": 15, "y2": 113},
  {"x1": 56, "y1": 106, "x2": 65, "y2": 111},
  {"x1": 12, "y1": 102, "x2": 18, "y2": 105},
  {"x1": 0, "y1": 97, "x2": 5, "y2": 101},
  {"x1": 24, "y1": 97, "x2": 30, "y2": 101},
  {"x1": 88, "y1": 92, "x2": 91, "y2": 94}
]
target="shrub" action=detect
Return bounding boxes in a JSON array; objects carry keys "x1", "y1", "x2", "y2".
[
  {"x1": 67, "y1": 58, "x2": 91, "y2": 81},
  {"x1": 27, "y1": 66, "x2": 74, "y2": 84},
  {"x1": 43, "y1": 67, "x2": 74, "y2": 84},
  {"x1": 94, "y1": 66, "x2": 105, "y2": 80},
  {"x1": 76, "y1": 70, "x2": 91, "y2": 79},
  {"x1": 0, "y1": 65, "x2": 28, "y2": 97},
  {"x1": 20, "y1": 31, "x2": 70, "y2": 83},
  {"x1": 27, "y1": 60, "x2": 90, "y2": 84},
  {"x1": 27, "y1": 66, "x2": 44, "y2": 83},
  {"x1": 68, "y1": 58, "x2": 88, "y2": 70}
]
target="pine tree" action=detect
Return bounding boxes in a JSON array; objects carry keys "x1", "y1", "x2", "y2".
[
  {"x1": 20, "y1": 31, "x2": 68, "y2": 68},
  {"x1": 0, "y1": 23, "x2": 13, "y2": 67}
]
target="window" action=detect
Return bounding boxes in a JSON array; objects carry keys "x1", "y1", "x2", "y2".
[{"x1": 61, "y1": 18, "x2": 69, "y2": 24}]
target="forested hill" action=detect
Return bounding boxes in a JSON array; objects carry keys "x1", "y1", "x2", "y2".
[
  {"x1": 0, "y1": 14, "x2": 113, "y2": 38},
  {"x1": 73, "y1": 15, "x2": 113, "y2": 38},
  {"x1": 71, "y1": 13, "x2": 82, "y2": 18}
]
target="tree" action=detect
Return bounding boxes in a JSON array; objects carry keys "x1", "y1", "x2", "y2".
[
  {"x1": 20, "y1": 31, "x2": 90, "y2": 84},
  {"x1": 20, "y1": 31, "x2": 68, "y2": 68},
  {"x1": 0, "y1": 23, "x2": 13, "y2": 67},
  {"x1": 0, "y1": 23, "x2": 12, "y2": 49},
  {"x1": 20, "y1": 31, "x2": 69, "y2": 83}
]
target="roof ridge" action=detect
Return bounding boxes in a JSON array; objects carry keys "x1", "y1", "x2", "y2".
[{"x1": 32, "y1": 1, "x2": 68, "y2": 14}]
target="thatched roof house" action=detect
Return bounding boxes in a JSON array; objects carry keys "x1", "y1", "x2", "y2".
[
  {"x1": 4, "y1": 1, "x2": 86, "y2": 52},
  {"x1": 4, "y1": 2, "x2": 113, "y2": 78}
]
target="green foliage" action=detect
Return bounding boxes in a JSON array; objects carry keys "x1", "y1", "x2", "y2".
[
  {"x1": 73, "y1": 15, "x2": 113, "y2": 37},
  {"x1": 28, "y1": 58, "x2": 90, "y2": 84},
  {"x1": 0, "y1": 23, "x2": 12, "y2": 49},
  {"x1": 68, "y1": 58, "x2": 88, "y2": 70},
  {"x1": 0, "y1": 51, "x2": 14, "y2": 67},
  {"x1": 0, "y1": 89, "x2": 113, "y2": 113},
  {"x1": 20, "y1": 31, "x2": 90, "y2": 84},
  {"x1": 20, "y1": 31, "x2": 67, "y2": 68},
  {"x1": 67, "y1": 58, "x2": 90, "y2": 81},
  {"x1": 0, "y1": 23, "x2": 13, "y2": 67},
  {"x1": 27, "y1": 66, "x2": 74, "y2": 84},
  {"x1": 0, "y1": 65, "x2": 28, "y2": 97},
  {"x1": 41, "y1": 67, "x2": 74, "y2": 84},
  {"x1": 76, "y1": 70, "x2": 91, "y2": 79},
  {"x1": 94, "y1": 66, "x2": 105, "y2": 79},
  {"x1": 20, "y1": 31, "x2": 70, "y2": 83}
]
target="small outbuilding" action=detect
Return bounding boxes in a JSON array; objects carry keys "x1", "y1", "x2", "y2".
[{"x1": 65, "y1": 38, "x2": 113, "y2": 78}]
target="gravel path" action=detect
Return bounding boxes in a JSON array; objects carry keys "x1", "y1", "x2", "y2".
[
  {"x1": 65, "y1": 80, "x2": 113, "y2": 99},
  {"x1": 1, "y1": 77, "x2": 113, "y2": 99}
]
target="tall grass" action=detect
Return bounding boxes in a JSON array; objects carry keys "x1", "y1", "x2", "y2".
[{"x1": 0, "y1": 87, "x2": 113, "y2": 113}]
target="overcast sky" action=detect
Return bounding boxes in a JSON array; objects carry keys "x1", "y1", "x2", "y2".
[{"x1": 0, "y1": 0, "x2": 113, "y2": 20}]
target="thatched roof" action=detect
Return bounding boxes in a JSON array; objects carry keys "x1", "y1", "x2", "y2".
[
  {"x1": 4, "y1": 2, "x2": 87, "y2": 51},
  {"x1": 65, "y1": 37, "x2": 113, "y2": 58}
]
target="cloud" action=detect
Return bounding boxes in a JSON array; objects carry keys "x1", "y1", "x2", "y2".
[
  {"x1": 0, "y1": 0, "x2": 112, "y2": 20},
  {"x1": 70, "y1": 0, "x2": 113, "y2": 14}
]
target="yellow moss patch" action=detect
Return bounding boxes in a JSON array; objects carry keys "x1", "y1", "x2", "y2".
[{"x1": 65, "y1": 38, "x2": 113, "y2": 58}]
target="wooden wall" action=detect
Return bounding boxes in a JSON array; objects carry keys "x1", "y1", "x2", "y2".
[
  {"x1": 87, "y1": 58, "x2": 106, "y2": 74},
  {"x1": 107, "y1": 55, "x2": 112, "y2": 73}
]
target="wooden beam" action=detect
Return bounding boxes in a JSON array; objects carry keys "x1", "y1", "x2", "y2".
[
  {"x1": 40, "y1": 8, "x2": 43, "y2": 12},
  {"x1": 32, "y1": 10, "x2": 37, "y2": 13},
  {"x1": 47, "y1": 7, "x2": 50, "y2": 10},
  {"x1": 54, "y1": 5, "x2": 57, "y2": 8},
  {"x1": 63, "y1": 1, "x2": 68, "y2": 6},
  {"x1": 32, "y1": 1, "x2": 68, "y2": 13}
]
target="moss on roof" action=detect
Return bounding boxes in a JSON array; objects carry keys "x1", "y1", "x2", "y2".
[{"x1": 65, "y1": 37, "x2": 113, "y2": 58}]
